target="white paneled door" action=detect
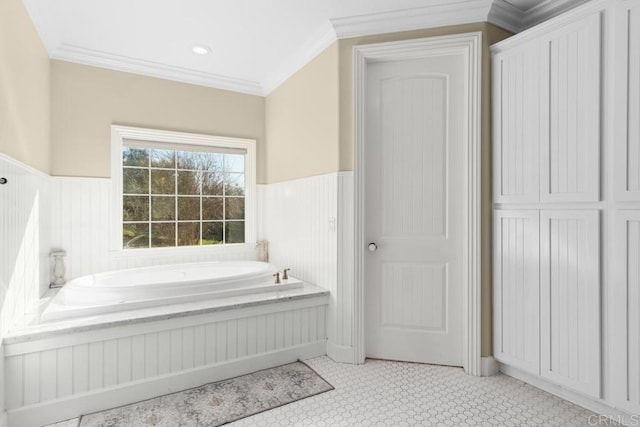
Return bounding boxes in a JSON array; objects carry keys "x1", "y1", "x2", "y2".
[{"x1": 365, "y1": 54, "x2": 464, "y2": 366}]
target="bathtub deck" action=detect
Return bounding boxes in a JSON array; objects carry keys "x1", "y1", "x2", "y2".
[{"x1": 5, "y1": 282, "x2": 328, "y2": 344}]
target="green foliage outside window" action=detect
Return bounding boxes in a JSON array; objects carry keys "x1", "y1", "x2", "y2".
[{"x1": 122, "y1": 146, "x2": 245, "y2": 249}]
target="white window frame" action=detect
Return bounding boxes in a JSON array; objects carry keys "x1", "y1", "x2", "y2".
[{"x1": 110, "y1": 125, "x2": 257, "y2": 253}]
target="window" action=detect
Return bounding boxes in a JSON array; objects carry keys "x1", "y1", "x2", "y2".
[{"x1": 111, "y1": 126, "x2": 256, "y2": 251}]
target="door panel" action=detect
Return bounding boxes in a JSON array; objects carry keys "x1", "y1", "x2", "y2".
[
  {"x1": 365, "y1": 54, "x2": 463, "y2": 366},
  {"x1": 540, "y1": 12, "x2": 601, "y2": 202},
  {"x1": 379, "y1": 75, "x2": 447, "y2": 238},
  {"x1": 540, "y1": 210, "x2": 600, "y2": 398},
  {"x1": 493, "y1": 41, "x2": 541, "y2": 203},
  {"x1": 613, "y1": 211, "x2": 640, "y2": 413},
  {"x1": 493, "y1": 210, "x2": 540, "y2": 375},
  {"x1": 614, "y1": 0, "x2": 640, "y2": 200}
]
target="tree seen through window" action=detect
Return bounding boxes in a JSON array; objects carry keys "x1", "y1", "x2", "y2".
[{"x1": 122, "y1": 145, "x2": 245, "y2": 249}]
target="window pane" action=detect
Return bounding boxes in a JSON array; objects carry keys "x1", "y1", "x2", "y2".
[
  {"x1": 123, "y1": 168, "x2": 149, "y2": 194},
  {"x1": 178, "y1": 197, "x2": 200, "y2": 220},
  {"x1": 177, "y1": 151, "x2": 203, "y2": 170},
  {"x1": 225, "y1": 221, "x2": 245, "y2": 244},
  {"x1": 123, "y1": 147, "x2": 148, "y2": 167},
  {"x1": 225, "y1": 197, "x2": 245, "y2": 220},
  {"x1": 202, "y1": 222, "x2": 223, "y2": 245},
  {"x1": 123, "y1": 196, "x2": 149, "y2": 221},
  {"x1": 150, "y1": 169, "x2": 175, "y2": 194},
  {"x1": 151, "y1": 223, "x2": 175, "y2": 247},
  {"x1": 202, "y1": 197, "x2": 223, "y2": 220},
  {"x1": 177, "y1": 171, "x2": 201, "y2": 195},
  {"x1": 150, "y1": 149, "x2": 175, "y2": 168},
  {"x1": 202, "y1": 171, "x2": 223, "y2": 195},
  {"x1": 225, "y1": 173, "x2": 245, "y2": 196},
  {"x1": 151, "y1": 196, "x2": 175, "y2": 221},
  {"x1": 178, "y1": 222, "x2": 200, "y2": 246},
  {"x1": 224, "y1": 154, "x2": 245, "y2": 173},
  {"x1": 121, "y1": 137, "x2": 249, "y2": 251},
  {"x1": 123, "y1": 223, "x2": 149, "y2": 248},
  {"x1": 200, "y1": 152, "x2": 223, "y2": 171}
]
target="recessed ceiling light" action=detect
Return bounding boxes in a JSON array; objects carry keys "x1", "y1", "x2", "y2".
[{"x1": 191, "y1": 45, "x2": 211, "y2": 55}]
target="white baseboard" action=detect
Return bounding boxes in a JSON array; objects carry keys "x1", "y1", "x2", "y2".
[
  {"x1": 326, "y1": 341, "x2": 357, "y2": 364},
  {"x1": 499, "y1": 363, "x2": 633, "y2": 425},
  {"x1": 481, "y1": 356, "x2": 499, "y2": 376},
  {"x1": 8, "y1": 341, "x2": 326, "y2": 427}
]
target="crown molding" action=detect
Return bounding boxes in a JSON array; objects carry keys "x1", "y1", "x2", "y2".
[
  {"x1": 488, "y1": 0, "x2": 524, "y2": 33},
  {"x1": 52, "y1": 44, "x2": 264, "y2": 96},
  {"x1": 261, "y1": 22, "x2": 337, "y2": 95},
  {"x1": 330, "y1": 1, "x2": 493, "y2": 39},
  {"x1": 521, "y1": 0, "x2": 590, "y2": 29},
  {"x1": 47, "y1": 0, "x2": 592, "y2": 98}
]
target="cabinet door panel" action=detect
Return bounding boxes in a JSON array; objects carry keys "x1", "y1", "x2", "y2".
[
  {"x1": 493, "y1": 211, "x2": 540, "y2": 374},
  {"x1": 614, "y1": 0, "x2": 640, "y2": 200},
  {"x1": 493, "y1": 41, "x2": 541, "y2": 203},
  {"x1": 540, "y1": 210, "x2": 600, "y2": 398},
  {"x1": 612, "y1": 210, "x2": 640, "y2": 414},
  {"x1": 540, "y1": 12, "x2": 601, "y2": 202}
]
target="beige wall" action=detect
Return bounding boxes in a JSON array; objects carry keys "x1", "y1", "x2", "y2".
[
  {"x1": 0, "y1": 0, "x2": 51, "y2": 173},
  {"x1": 51, "y1": 61, "x2": 266, "y2": 182},
  {"x1": 336, "y1": 23, "x2": 512, "y2": 356},
  {"x1": 265, "y1": 43, "x2": 339, "y2": 184}
]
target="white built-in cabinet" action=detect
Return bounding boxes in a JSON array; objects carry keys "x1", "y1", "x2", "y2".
[
  {"x1": 493, "y1": 0, "x2": 640, "y2": 415},
  {"x1": 612, "y1": 0, "x2": 640, "y2": 416}
]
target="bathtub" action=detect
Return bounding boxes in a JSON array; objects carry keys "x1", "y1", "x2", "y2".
[
  {"x1": 41, "y1": 261, "x2": 304, "y2": 322},
  {"x1": 7, "y1": 261, "x2": 328, "y2": 427}
]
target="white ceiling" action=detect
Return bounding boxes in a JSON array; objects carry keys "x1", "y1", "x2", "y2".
[{"x1": 22, "y1": 0, "x2": 581, "y2": 95}]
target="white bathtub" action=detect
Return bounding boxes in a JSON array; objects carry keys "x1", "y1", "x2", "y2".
[
  {"x1": 7, "y1": 262, "x2": 328, "y2": 427},
  {"x1": 41, "y1": 261, "x2": 304, "y2": 322}
]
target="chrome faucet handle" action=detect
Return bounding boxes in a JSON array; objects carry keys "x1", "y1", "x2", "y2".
[
  {"x1": 273, "y1": 272, "x2": 281, "y2": 284},
  {"x1": 282, "y1": 268, "x2": 290, "y2": 280}
]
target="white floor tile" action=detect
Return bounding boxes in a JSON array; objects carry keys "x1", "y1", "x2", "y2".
[
  {"x1": 43, "y1": 356, "x2": 602, "y2": 426},
  {"x1": 231, "y1": 357, "x2": 598, "y2": 426}
]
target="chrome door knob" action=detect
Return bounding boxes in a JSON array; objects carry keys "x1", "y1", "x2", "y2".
[{"x1": 368, "y1": 243, "x2": 378, "y2": 252}]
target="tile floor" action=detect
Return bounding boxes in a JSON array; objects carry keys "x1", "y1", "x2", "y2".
[{"x1": 48, "y1": 356, "x2": 599, "y2": 426}]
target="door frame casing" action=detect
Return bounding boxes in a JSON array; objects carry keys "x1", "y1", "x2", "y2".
[{"x1": 353, "y1": 32, "x2": 483, "y2": 376}]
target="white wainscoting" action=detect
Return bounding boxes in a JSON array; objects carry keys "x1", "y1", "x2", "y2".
[
  {"x1": 0, "y1": 154, "x2": 50, "y2": 426},
  {"x1": 4, "y1": 297, "x2": 328, "y2": 427},
  {"x1": 0, "y1": 155, "x2": 50, "y2": 334},
  {"x1": 260, "y1": 172, "x2": 356, "y2": 363},
  {"x1": 334, "y1": 173, "x2": 355, "y2": 361},
  {"x1": 49, "y1": 178, "x2": 111, "y2": 280}
]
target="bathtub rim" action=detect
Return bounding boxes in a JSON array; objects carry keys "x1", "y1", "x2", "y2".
[{"x1": 5, "y1": 284, "x2": 329, "y2": 346}]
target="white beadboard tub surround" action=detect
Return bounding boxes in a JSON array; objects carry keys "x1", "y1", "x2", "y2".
[
  {"x1": 0, "y1": 155, "x2": 50, "y2": 335},
  {"x1": 4, "y1": 293, "x2": 328, "y2": 427},
  {"x1": 259, "y1": 172, "x2": 356, "y2": 363},
  {"x1": 49, "y1": 177, "x2": 258, "y2": 282},
  {"x1": 0, "y1": 154, "x2": 50, "y2": 427}
]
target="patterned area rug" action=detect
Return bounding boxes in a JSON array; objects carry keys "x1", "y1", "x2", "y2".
[{"x1": 79, "y1": 362, "x2": 333, "y2": 426}]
